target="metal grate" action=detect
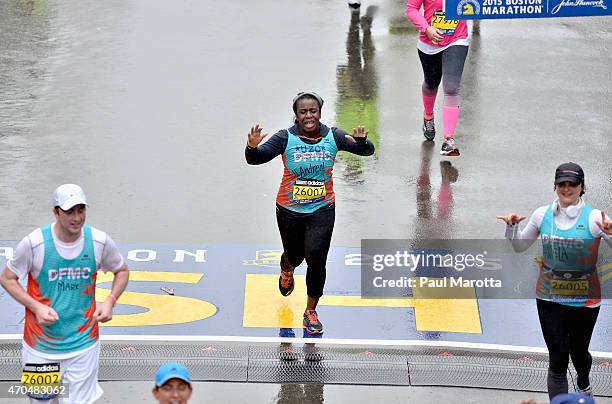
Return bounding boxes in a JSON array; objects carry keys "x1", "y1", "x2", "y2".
[
  {"x1": 581, "y1": 362, "x2": 612, "y2": 396},
  {"x1": 0, "y1": 341, "x2": 610, "y2": 397},
  {"x1": 100, "y1": 342, "x2": 249, "y2": 382},
  {"x1": 0, "y1": 343, "x2": 21, "y2": 380},
  {"x1": 407, "y1": 348, "x2": 550, "y2": 391},
  {"x1": 248, "y1": 345, "x2": 409, "y2": 385}
]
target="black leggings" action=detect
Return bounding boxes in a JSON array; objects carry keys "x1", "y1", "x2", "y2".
[
  {"x1": 276, "y1": 205, "x2": 335, "y2": 299},
  {"x1": 418, "y1": 45, "x2": 468, "y2": 102},
  {"x1": 536, "y1": 299, "x2": 600, "y2": 399}
]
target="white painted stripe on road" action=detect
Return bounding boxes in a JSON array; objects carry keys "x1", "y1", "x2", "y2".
[{"x1": 1, "y1": 334, "x2": 610, "y2": 358}]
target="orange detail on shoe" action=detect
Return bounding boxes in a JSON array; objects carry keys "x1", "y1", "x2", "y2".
[
  {"x1": 304, "y1": 310, "x2": 320, "y2": 325},
  {"x1": 280, "y1": 270, "x2": 294, "y2": 288}
]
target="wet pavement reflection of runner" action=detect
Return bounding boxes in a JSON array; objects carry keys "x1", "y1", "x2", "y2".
[
  {"x1": 336, "y1": 4, "x2": 379, "y2": 151},
  {"x1": 414, "y1": 141, "x2": 459, "y2": 239},
  {"x1": 275, "y1": 383, "x2": 324, "y2": 404}
]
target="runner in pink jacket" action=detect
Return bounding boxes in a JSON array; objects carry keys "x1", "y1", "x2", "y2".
[{"x1": 406, "y1": 0, "x2": 470, "y2": 156}]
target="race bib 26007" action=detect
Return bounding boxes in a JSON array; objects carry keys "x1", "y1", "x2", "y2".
[{"x1": 292, "y1": 180, "x2": 326, "y2": 202}]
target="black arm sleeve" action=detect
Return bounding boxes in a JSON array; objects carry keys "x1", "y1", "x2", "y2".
[
  {"x1": 245, "y1": 130, "x2": 289, "y2": 165},
  {"x1": 332, "y1": 128, "x2": 375, "y2": 156}
]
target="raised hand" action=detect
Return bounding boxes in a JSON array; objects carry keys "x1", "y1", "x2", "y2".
[
  {"x1": 247, "y1": 124, "x2": 268, "y2": 148},
  {"x1": 347, "y1": 126, "x2": 368, "y2": 144},
  {"x1": 496, "y1": 213, "x2": 527, "y2": 226},
  {"x1": 596, "y1": 211, "x2": 612, "y2": 236}
]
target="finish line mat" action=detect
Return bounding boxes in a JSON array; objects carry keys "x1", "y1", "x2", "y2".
[{"x1": 0, "y1": 242, "x2": 610, "y2": 353}]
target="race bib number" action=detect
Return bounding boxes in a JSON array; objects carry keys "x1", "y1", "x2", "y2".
[
  {"x1": 432, "y1": 11, "x2": 458, "y2": 35},
  {"x1": 21, "y1": 363, "x2": 60, "y2": 387},
  {"x1": 292, "y1": 180, "x2": 326, "y2": 202},
  {"x1": 551, "y1": 279, "x2": 588, "y2": 296},
  {"x1": 22, "y1": 363, "x2": 61, "y2": 400}
]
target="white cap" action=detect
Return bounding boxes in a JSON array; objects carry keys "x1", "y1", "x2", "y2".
[{"x1": 52, "y1": 184, "x2": 88, "y2": 210}]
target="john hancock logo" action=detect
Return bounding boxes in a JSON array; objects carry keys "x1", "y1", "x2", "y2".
[
  {"x1": 551, "y1": 0, "x2": 607, "y2": 14},
  {"x1": 457, "y1": 0, "x2": 482, "y2": 15}
]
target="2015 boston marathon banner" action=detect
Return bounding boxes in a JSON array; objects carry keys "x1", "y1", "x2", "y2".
[{"x1": 445, "y1": 0, "x2": 610, "y2": 19}]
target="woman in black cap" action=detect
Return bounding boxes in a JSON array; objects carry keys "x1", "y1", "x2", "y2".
[
  {"x1": 245, "y1": 92, "x2": 375, "y2": 334},
  {"x1": 497, "y1": 162, "x2": 612, "y2": 400}
]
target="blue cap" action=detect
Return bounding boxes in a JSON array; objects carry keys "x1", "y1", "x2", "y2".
[
  {"x1": 551, "y1": 393, "x2": 595, "y2": 404},
  {"x1": 155, "y1": 362, "x2": 192, "y2": 387}
]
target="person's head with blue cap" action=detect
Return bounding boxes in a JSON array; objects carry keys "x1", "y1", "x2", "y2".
[
  {"x1": 152, "y1": 362, "x2": 193, "y2": 404},
  {"x1": 551, "y1": 392, "x2": 595, "y2": 404}
]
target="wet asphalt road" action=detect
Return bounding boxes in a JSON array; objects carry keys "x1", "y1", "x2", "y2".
[
  {"x1": 1, "y1": 0, "x2": 610, "y2": 246},
  {"x1": 1, "y1": 0, "x2": 611, "y2": 403}
]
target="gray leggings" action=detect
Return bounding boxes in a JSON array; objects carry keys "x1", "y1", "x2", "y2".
[{"x1": 418, "y1": 45, "x2": 468, "y2": 105}]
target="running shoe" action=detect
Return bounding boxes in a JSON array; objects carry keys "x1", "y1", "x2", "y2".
[
  {"x1": 577, "y1": 385, "x2": 593, "y2": 396},
  {"x1": 440, "y1": 138, "x2": 460, "y2": 156},
  {"x1": 303, "y1": 310, "x2": 323, "y2": 334},
  {"x1": 304, "y1": 343, "x2": 323, "y2": 362},
  {"x1": 279, "y1": 343, "x2": 298, "y2": 361},
  {"x1": 423, "y1": 117, "x2": 435, "y2": 141},
  {"x1": 278, "y1": 270, "x2": 294, "y2": 296},
  {"x1": 577, "y1": 377, "x2": 593, "y2": 397}
]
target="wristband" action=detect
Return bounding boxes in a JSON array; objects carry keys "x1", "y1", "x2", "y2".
[{"x1": 107, "y1": 294, "x2": 117, "y2": 306}]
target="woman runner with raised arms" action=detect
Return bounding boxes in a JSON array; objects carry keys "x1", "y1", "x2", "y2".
[{"x1": 245, "y1": 92, "x2": 374, "y2": 334}]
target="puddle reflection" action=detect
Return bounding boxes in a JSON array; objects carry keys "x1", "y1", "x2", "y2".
[{"x1": 335, "y1": 5, "x2": 380, "y2": 181}]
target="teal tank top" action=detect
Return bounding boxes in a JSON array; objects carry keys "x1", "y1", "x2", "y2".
[
  {"x1": 24, "y1": 225, "x2": 98, "y2": 353},
  {"x1": 276, "y1": 128, "x2": 339, "y2": 213},
  {"x1": 538, "y1": 203, "x2": 601, "y2": 307}
]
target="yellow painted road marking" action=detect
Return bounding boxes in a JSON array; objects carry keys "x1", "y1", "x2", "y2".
[
  {"x1": 243, "y1": 274, "x2": 481, "y2": 333},
  {"x1": 598, "y1": 263, "x2": 612, "y2": 274},
  {"x1": 97, "y1": 271, "x2": 203, "y2": 284},
  {"x1": 242, "y1": 250, "x2": 282, "y2": 268},
  {"x1": 96, "y1": 271, "x2": 216, "y2": 327}
]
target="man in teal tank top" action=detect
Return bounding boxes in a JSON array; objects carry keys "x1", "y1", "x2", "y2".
[{"x1": 0, "y1": 184, "x2": 130, "y2": 403}]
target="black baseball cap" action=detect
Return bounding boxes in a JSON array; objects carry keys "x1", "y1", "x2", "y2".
[{"x1": 555, "y1": 162, "x2": 584, "y2": 184}]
